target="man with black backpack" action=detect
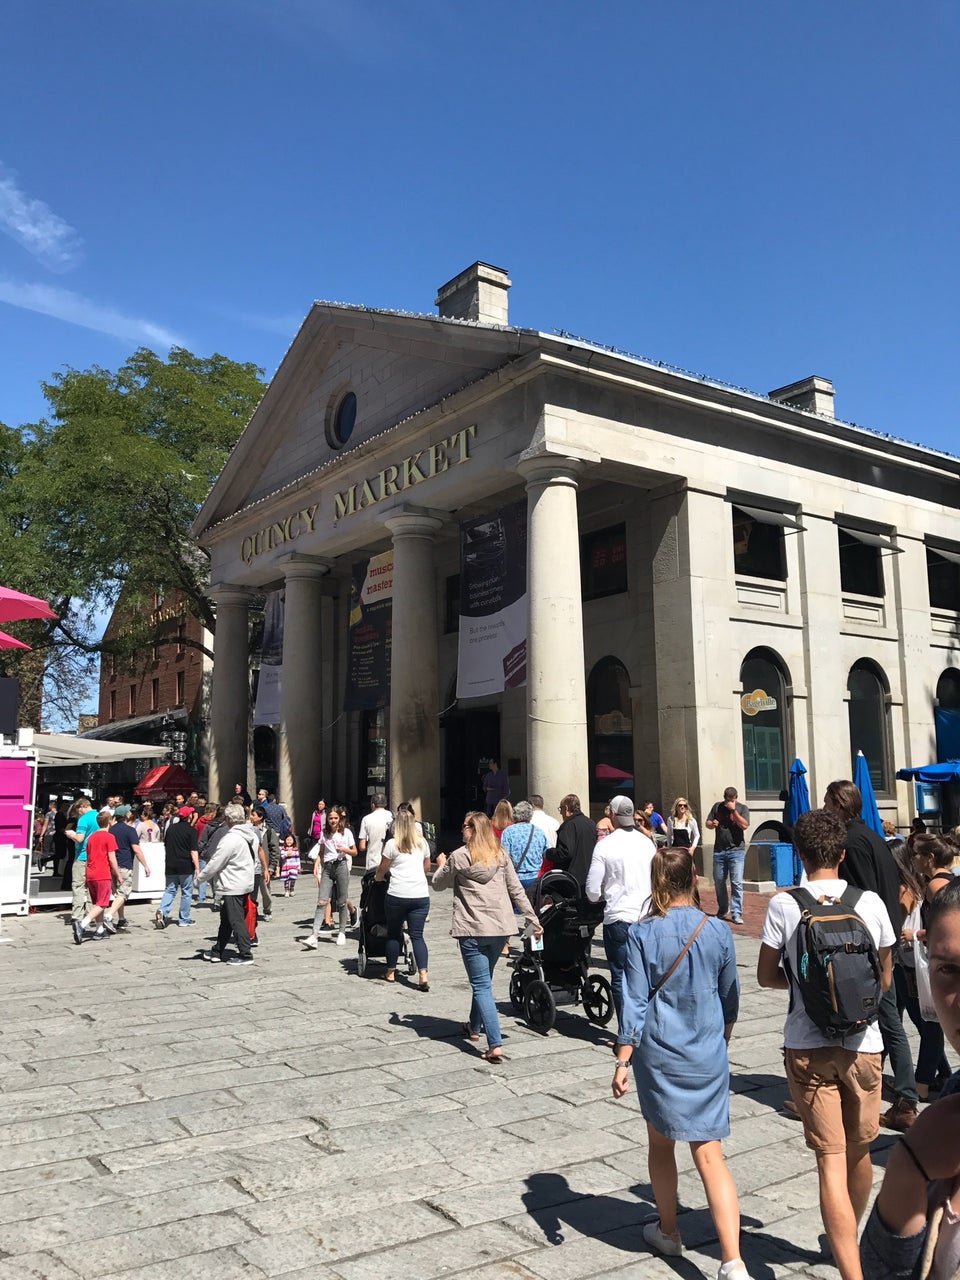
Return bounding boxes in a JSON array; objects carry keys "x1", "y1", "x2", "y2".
[{"x1": 757, "y1": 808, "x2": 894, "y2": 1280}]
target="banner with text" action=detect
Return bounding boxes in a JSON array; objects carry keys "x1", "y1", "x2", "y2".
[
  {"x1": 254, "y1": 589, "x2": 284, "y2": 726},
  {"x1": 456, "y1": 500, "x2": 527, "y2": 699},
  {"x1": 344, "y1": 550, "x2": 393, "y2": 711}
]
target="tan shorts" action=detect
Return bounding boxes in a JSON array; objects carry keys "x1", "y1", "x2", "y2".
[
  {"x1": 784, "y1": 1047, "x2": 882, "y2": 1156},
  {"x1": 114, "y1": 867, "x2": 134, "y2": 901}
]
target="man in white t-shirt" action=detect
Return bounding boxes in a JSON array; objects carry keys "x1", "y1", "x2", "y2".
[
  {"x1": 358, "y1": 795, "x2": 393, "y2": 871},
  {"x1": 527, "y1": 794, "x2": 559, "y2": 849},
  {"x1": 757, "y1": 808, "x2": 894, "y2": 1280},
  {"x1": 585, "y1": 794, "x2": 656, "y2": 1035}
]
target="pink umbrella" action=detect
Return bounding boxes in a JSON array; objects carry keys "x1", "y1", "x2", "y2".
[
  {"x1": 0, "y1": 585, "x2": 57, "y2": 624},
  {"x1": 0, "y1": 628, "x2": 30, "y2": 650}
]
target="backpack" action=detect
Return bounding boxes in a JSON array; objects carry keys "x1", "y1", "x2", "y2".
[{"x1": 785, "y1": 886, "x2": 882, "y2": 1039}]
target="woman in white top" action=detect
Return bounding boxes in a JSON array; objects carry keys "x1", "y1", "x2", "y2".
[
  {"x1": 665, "y1": 797, "x2": 700, "y2": 850},
  {"x1": 375, "y1": 809, "x2": 431, "y2": 990},
  {"x1": 303, "y1": 808, "x2": 357, "y2": 948}
]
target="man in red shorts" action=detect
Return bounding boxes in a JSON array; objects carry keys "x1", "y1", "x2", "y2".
[{"x1": 73, "y1": 811, "x2": 121, "y2": 944}]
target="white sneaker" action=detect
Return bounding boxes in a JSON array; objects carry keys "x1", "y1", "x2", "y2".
[
  {"x1": 717, "y1": 1263, "x2": 752, "y2": 1280},
  {"x1": 336, "y1": 931, "x2": 346, "y2": 946},
  {"x1": 642, "y1": 1220, "x2": 683, "y2": 1257},
  {"x1": 302, "y1": 935, "x2": 319, "y2": 949}
]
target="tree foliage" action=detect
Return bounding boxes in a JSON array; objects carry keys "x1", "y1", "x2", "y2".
[{"x1": 0, "y1": 347, "x2": 265, "y2": 724}]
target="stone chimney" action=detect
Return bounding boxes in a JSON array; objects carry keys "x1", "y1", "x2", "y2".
[
  {"x1": 769, "y1": 375, "x2": 835, "y2": 417},
  {"x1": 435, "y1": 262, "x2": 511, "y2": 326}
]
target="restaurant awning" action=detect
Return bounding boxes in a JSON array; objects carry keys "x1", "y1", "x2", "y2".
[
  {"x1": 18, "y1": 728, "x2": 171, "y2": 767},
  {"x1": 896, "y1": 760, "x2": 960, "y2": 784},
  {"x1": 134, "y1": 763, "x2": 196, "y2": 798}
]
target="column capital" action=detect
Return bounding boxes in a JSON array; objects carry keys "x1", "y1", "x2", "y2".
[
  {"x1": 384, "y1": 508, "x2": 445, "y2": 539},
  {"x1": 517, "y1": 454, "x2": 587, "y2": 489},
  {"x1": 278, "y1": 553, "x2": 332, "y2": 583},
  {"x1": 205, "y1": 583, "x2": 253, "y2": 608}
]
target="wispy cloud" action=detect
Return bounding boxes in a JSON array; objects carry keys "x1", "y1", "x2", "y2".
[
  {"x1": 0, "y1": 162, "x2": 83, "y2": 271},
  {"x1": 0, "y1": 280, "x2": 185, "y2": 349}
]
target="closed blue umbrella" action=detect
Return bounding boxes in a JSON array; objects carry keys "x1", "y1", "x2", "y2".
[
  {"x1": 853, "y1": 750, "x2": 884, "y2": 836},
  {"x1": 785, "y1": 758, "x2": 811, "y2": 827}
]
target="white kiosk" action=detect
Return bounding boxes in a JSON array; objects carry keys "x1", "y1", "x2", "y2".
[{"x1": 11, "y1": 729, "x2": 172, "y2": 910}]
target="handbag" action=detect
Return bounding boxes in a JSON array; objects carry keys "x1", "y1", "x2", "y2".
[
  {"x1": 650, "y1": 913, "x2": 708, "y2": 996},
  {"x1": 913, "y1": 935, "x2": 938, "y2": 1022}
]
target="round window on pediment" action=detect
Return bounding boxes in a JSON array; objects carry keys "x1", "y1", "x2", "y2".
[{"x1": 326, "y1": 390, "x2": 357, "y2": 449}]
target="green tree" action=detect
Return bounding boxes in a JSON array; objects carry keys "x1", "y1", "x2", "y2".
[{"x1": 0, "y1": 347, "x2": 265, "y2": 724}]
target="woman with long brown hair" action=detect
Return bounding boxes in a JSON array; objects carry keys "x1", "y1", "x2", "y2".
[
  {"x1": 611, "y1": 848, "x2": 748, "y2": 1276},
  {"x1": 432, "y1": 811, "x2": 540, "y2": 1063}
]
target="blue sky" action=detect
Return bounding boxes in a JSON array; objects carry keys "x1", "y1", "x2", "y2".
[{"x1": 1, "y1": 0, "x2": 957, "y2": 453}]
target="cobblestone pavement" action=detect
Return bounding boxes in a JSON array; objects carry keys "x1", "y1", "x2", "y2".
[{"x1": 1, "y1": 888, "x2": 953, "y2": 1280}]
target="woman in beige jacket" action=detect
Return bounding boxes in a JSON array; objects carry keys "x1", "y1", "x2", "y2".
[{"x1": 432, "y1": 811, "x2": 541, "y2": 1063}]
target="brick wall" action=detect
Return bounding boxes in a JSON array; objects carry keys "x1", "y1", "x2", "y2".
[{"x1": 97, "y1": 592, "x2": 205, "y2": 724}]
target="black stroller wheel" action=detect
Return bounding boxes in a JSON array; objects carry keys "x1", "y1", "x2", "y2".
[
  {"x1": 357, "y1": 939, "x2": 368, "y2": 977},
  {"x1": 583, "y1": 974, "x2": 614, "y2": 1025},
  {"x1": 524, "y1": 980, "x2": 556, "y2": 1034},
  {"x1": 404, "y1": 935, "x2": 417, "y2": 976},
  {"x1": 509, "y1": 968, "x2": 525, "y2": 1012}
]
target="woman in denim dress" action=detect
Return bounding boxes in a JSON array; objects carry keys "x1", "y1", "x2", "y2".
[{"x1": 612, "y1": 848, "x2": 748, "y2": 1279}]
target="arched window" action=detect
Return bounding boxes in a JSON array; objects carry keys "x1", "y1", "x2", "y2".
[
  {"x1": 936, "y1": 668, "x2": 960, "y2": 710},
  {"x1": 847, "y1": 661, "x2": 890, "y2": 793},
  {"x1": 587, "y1": 657, "x2": 634, "y2": 805},
  {"x1": 740, "y1": 649, "x2": 789, "y2": 796}
]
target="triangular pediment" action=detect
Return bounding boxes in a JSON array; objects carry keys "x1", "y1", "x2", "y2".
[{"x1": 194, "y1": 305, "x2": 535, "y2": 538}]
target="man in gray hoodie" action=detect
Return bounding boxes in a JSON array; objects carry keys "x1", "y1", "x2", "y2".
[{"x1": 198, "y1": 803, "x2": 257, "y2": 965}]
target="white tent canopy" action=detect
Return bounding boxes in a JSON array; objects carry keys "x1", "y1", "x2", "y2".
[{"x1": 17, "y1": 728, "x2": 171, "y2": 767}]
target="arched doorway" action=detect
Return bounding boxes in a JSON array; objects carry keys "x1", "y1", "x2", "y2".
[
  {"x1": 740, "y1": 649, "x2": 790, "y2": 798},
  {"x1": 847, "y1": 660, "x2": 891, "y2": 794}
]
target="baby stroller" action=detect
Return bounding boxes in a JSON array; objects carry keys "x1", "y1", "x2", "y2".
[
  {"x1": 355, "y1": 868, "x2": 416, "y2": 978},
  {"x1": 509, "y1": 870, "x2": 613, "y2": 1034}
]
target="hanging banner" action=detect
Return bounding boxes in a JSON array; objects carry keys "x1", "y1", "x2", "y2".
[
  {"x1": 456, "y1": 500, "x2": 527, "y2": 699},
  {"x1": 254, "y1": 590, "x2": 284, "y2": 725},
  {"x1": 344, "y1": 550, "x2": 393, "y2": 711}
]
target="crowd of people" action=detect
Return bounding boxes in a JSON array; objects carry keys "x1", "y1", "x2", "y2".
[{"x1": 43, "y1": 771, "x2": 960, "y2": 1280}]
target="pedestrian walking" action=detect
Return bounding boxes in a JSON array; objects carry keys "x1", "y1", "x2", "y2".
[
  {"x1": 860, "y1": 877, "x2": 960, "y2": 1278},
  {"x1": 585, "y1": 794, "x2": 655, "y2": 1033},
  {"x1": 72, "y1": 812, "x2": 122, "y2": 944},
  {"x1": 758, "y1": 808, "x2": 894, "y2": 1280},
  {"x1": 612, "y1": 847, "x2": 746, "y2": 1277},
  {"x1": 66, "y1": 796, "x2": 98, "y2": 924},
  {"x1": 705, "y1": 787, "x2": 750, "y2": 923},
  {"x1": 665, "y1": 797, "x2": 700, "y2": 849},
  {"x1": 375, "y1": 808, "x2": 431, "y2": 990},
  {"x1": 280, "y1": 836, "x2": 300, "y2": 895},
  {"x1": 156, "y1": 806, "x2": 199, "y2": 929},
  {"x1": 302, "y1": 807, "x2": 357, "y2": 948},
  {"x1": 432, "y1": 811, "x2": 541, "y2": 1063},
  {"x1": 198, "y1": 802, "x2": 257, "y2": 965}
]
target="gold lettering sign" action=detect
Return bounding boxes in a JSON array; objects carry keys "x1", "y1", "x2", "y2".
[
  {"x1": 333, "y1": 425, "x2": 477, "y2": 522},
  {"x1": 240, "y1": 504, "x2": 319, "y2": 566},
  {"x1": 741, "y1": 688, "x2": 777, "y2": 717}
]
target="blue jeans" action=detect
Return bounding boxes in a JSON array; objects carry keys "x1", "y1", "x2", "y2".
[
  {"x1": 196, "y1": 861, "x2": 209, "y2": 903},
  {"x1": 160, "y1": 873, "x2": 194, "y2": 924},
  {"x1": 713, "y1": 848, "x2": 744, "y2": 920},
  {"x1": 458, "y1": 935, "x2": 507, "y2": 1049},
  {"x1": 384, "y1": 894, "x2": 429, "y2": 971},
  {"x1": 602, "y1": 918, "x2": 633, "y2": 1033}
]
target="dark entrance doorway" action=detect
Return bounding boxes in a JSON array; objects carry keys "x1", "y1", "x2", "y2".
[{"x1": 441, "y1": 707, "x2": 500, "y2": 850}]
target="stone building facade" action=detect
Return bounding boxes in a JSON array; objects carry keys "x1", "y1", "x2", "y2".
[{"x1": 192, "y1": 262, "x2": 960, "y2": 862}]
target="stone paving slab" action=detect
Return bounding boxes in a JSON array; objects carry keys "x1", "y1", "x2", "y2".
[{"x1": 1, "y1": 892, "x2": 956, "y2": 1280}]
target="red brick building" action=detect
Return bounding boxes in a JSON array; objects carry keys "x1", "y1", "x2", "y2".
[{"x1": 83, "y1": 590, "x2": 212, "y2": 795}]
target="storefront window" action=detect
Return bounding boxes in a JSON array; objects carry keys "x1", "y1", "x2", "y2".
[
  {"x1": 587, "y1": 657, "x2": 633, "y2": 804},
  {"x1": 581, "y1": 525, "x2": 627, "y2": 600},
  {"x1": 847, "y1": 660, "x2": 890, "y2": 793},
  {"x1": 839, "y1": 529, "x2": 884, "y2": 597},
  {"x1": 362, "y1": 707, "x2": 389, "y2": 798},
  {"x1": 740, "y1": 650, "x2": 788, "y2": 796}
]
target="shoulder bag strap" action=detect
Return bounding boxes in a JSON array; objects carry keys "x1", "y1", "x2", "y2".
[{"x1": 650, "y1": 913, "x2": 708, "y2": 996}]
